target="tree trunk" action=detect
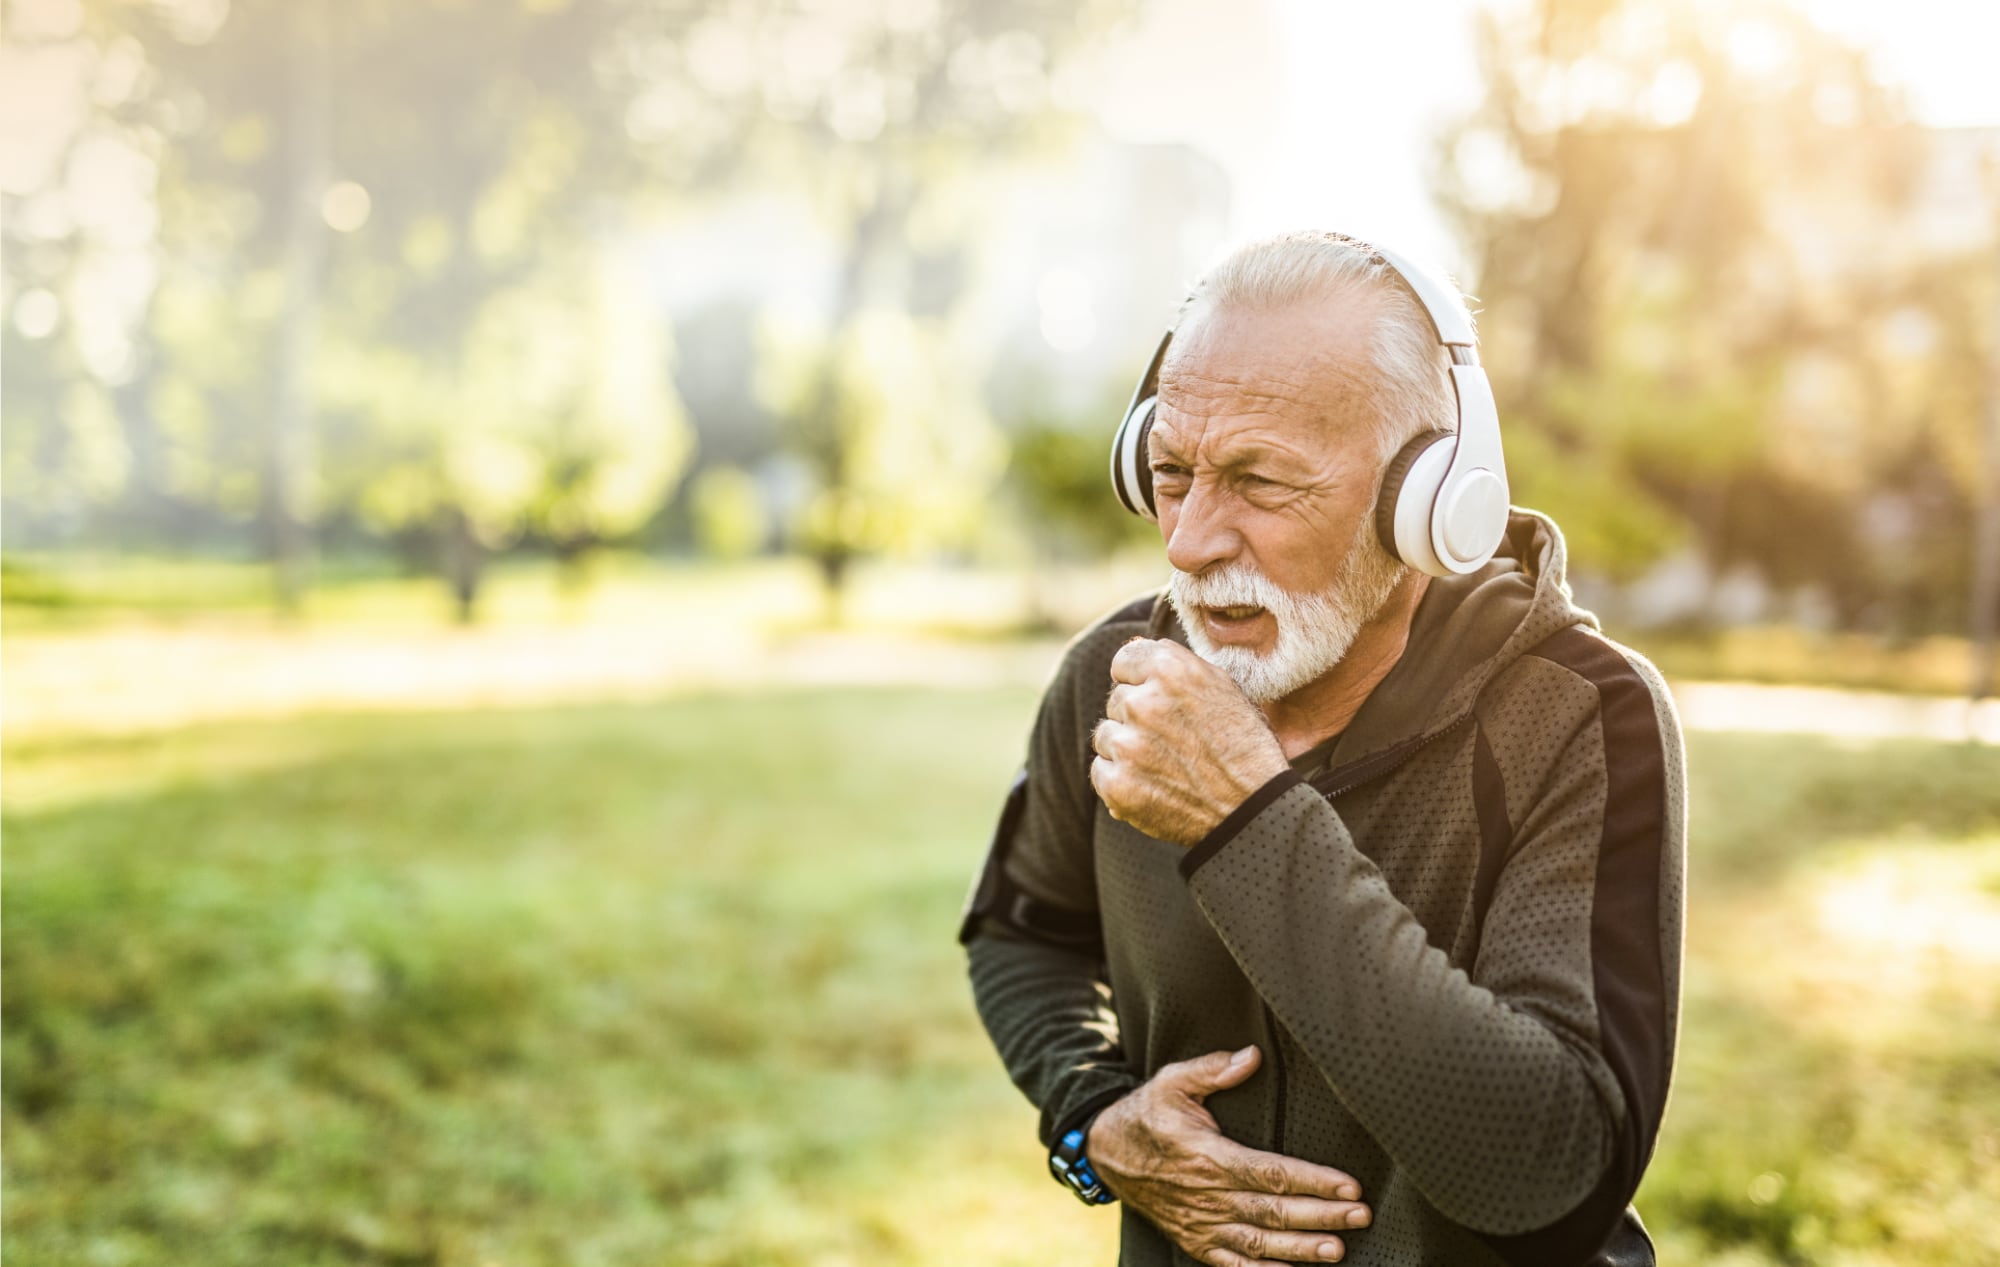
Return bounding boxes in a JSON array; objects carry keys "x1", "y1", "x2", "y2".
[
  {"x1": 554, "y1": 536, "x2": 597, "y2": 616},
  {"x1": 1970, "y1": 244, "x2": 2000, "y2": 702},
  {"x1": 796, "y1": 175, "x2": 912, "y2": 625},
  {"x1": 442, "y1": 506, "x2": 484, "y2": 625},
  {"x1": 266, "y1": 0, "x2": 329, "y2": 617},
  {"x1": 816, "y1": 545, "x2": 851, "y2": 626}
]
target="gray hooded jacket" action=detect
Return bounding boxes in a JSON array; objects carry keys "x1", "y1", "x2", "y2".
[{"x1": 960, "y1": 508, "x2": 1687, "y2": 1266}]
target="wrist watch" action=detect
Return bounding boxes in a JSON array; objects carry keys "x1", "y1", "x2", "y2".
[{"x1": 1049, "y1": 1111, "x2": 1116, "y2": 1205}]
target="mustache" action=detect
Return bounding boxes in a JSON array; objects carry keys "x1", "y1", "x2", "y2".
[{"x1": 1169, "y1": 564, "x2": 1293, "y2": 611}]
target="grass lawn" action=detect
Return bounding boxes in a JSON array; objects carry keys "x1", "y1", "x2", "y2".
[{"x1": 5, "y1": 686, "x2": 1998, "y2": 1265}]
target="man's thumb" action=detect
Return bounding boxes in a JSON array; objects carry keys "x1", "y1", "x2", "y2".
[{"x1": 1173, "y1": 1045, "x2": 1260, "y2": 1098}]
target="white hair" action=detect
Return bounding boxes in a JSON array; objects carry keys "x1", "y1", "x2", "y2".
[{"x1": 1174, "y1": 230, "x2": 1467, "y2": 465}]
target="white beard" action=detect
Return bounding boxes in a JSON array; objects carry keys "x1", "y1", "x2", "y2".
[{"x1": 1167, "y1": 519, "x2": 1409, "y2": 705}]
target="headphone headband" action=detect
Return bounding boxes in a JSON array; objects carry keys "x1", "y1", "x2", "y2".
[
  {"x1": 1365, "y1": 242, "x2": 1480, "y2": 351},
  {"x1": 1107, "y1": 233, "x2": 1510, "y2": 577}
]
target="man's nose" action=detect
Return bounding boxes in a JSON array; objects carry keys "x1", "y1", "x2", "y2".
[{"x1": 1164, "y1": 482, "x2": 1242, "y2": 576}]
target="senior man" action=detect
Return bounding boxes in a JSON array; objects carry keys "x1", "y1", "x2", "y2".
[{"x1": 959, "y1": 232, "x2": 1686, "y2": 1267}]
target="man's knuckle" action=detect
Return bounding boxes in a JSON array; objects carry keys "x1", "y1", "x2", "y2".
[
  {"x1": 1251, "y1": 1159, "x2": 1289, "y2": 1193},
  {"x1": 1243, "y1": 1193, "x2": 1281, "y2": 1226},
  {"x1": 1188, "y1": 1151, "x2": 1229, "y2": 1185},
  {"x1": 1187, "y1": 1186, "x2": 1229, "y2": 1215}
]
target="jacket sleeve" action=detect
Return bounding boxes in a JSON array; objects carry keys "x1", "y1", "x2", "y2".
[
  {"x1": 961, "y1": 625, "x2": 1145, "y2": 1151},
  {"x1": 1178, "y1": 636, "x2": 1685, "y2": 1258},
  {"x1": 965, "y1": 921, "x2": 1143, "y2": 1151}
]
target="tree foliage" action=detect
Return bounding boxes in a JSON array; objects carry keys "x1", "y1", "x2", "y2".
[
  {"x1": 676, "y1": 0, "x2": 1134, "y2": 615},
  {"x1": 4, "y1": 0, "x2": 702, "y2": 617},
  {"x1": 1439, "y1": 0, "x2": 1994, "y2": 633},
  {"x1": 3, "y1": 0, "x2": 1140, "y2": 621}
]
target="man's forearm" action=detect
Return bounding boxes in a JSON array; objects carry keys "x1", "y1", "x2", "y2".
[{"x1": 965, "y1": 921, "x2": 1142, "y2": 1150}]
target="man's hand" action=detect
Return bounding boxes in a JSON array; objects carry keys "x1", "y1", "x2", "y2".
[
  {"x1": 1089, "y1": 638, "x2": 1290, "y2": 846},
  {"x1": 1086, "y1": 1046, "x2": 1371, "y2": 1265}
]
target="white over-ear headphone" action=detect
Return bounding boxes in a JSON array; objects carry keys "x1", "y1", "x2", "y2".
[{"x1": 1107, "y1": 238, "x2": 1510, "y2": 578}]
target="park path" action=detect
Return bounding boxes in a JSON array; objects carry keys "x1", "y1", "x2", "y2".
[
  {"x1": 4, "y1": 620, "x2": 1996, "y2": 744},
  {"x1": 1670, "y1": 679, "x2": 2000, "y2": 745}
]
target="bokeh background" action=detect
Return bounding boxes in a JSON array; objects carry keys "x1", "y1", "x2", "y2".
[{"x1": 5, "y1": 0, "x2": 1999, "y2": 1264}]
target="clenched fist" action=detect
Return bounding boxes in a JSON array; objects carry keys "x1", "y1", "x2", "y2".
[{"x1": 1089, "y1": 638, "x2": 1291, "y2": 847}]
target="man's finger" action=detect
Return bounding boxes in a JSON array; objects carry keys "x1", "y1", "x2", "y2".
[
  {"x1": 1088, "y1": 755, "x2": 1126, "y2": 820},
  {"x1": 1196, "y1": 1247, "x2": 1286, "y2": 1267},
  {"x1": 1105, "y1": 682, "x2": 1132, "y2": 725},
  {"x1": 1219, "y1": 1224, "x2": 1347, "y2": 1264},
  {"x1": 1109, "y1": 636, "x2": 1171, "y2": 685},
  {"x1": 1214, "y1": 1139, "x2": 1363, "y2": 1203},
  {"x1": 1159, "y1": 1046, "x2": 1261, "y2": 1098},
  {"x1": 1228, "y1": 1191, "x2": 1372, "y2": 1234},
  {"x1": 1091, "y1": 718, "x2": 1129, "y2": 762}
]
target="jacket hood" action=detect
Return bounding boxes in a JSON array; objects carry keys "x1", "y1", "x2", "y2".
[{"x1": 1146, "y1": 507, "x2": 1599, "y2": 772}]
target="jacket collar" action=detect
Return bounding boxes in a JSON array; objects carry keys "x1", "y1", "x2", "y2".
[{"x1": 1148, "y1": 508, "x2": 1598, "y2": 781}]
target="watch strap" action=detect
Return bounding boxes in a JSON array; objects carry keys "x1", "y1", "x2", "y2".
[{"x1": 1049, "y1": 1109, "x2": 1116, "y2": 1205}]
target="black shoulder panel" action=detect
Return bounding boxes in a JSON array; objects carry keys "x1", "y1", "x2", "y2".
[
  {"x1": 956, "y1": 767, "x2": 1104, "y2": 955},
  {"x1": 1479, "y1": 626, "x2": 1670, "y2": 1266}
]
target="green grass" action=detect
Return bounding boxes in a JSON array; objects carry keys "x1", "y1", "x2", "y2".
[{"x1": 5, "y1": 689, "x2": 1997, "y2": 1265}]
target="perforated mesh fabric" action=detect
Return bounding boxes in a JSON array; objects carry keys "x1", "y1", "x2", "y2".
[{"x1": 964, "y1": 509, "x2": 1685, "y2": 1267}]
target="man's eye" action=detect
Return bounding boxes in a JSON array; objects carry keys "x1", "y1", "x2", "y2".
[{"x1": 1150, "y1": 463, "x2": 1189, "y2": 477}]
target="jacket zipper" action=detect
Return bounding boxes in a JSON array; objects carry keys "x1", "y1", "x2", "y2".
[
  {"x1": 1263, "y1": 1001, "x2": 1289, "y2": 1154},
  {"x1": 1309, "y1": 711, "x2": 1473, "y2": 800}
]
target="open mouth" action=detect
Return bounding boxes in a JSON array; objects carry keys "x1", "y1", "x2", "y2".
[{"x1": 1204, "y1": 604, "x2": 1267, "y2": 626}]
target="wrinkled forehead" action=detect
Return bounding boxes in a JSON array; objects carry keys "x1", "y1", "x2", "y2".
[{"x1": 1152, "y1": 298, "x2": 1385, "y2": 460}]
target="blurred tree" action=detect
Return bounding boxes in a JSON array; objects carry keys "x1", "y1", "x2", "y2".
[
  {"x1": 1000, "y1": 411, "x2": 1160, "y2": 627},
  {"x1": 316, "y1": 249, "x2": 691, "y2": 619},
  {"x1": 689, "y1": 465, "x2": 770, "y2": 561},
  {"x1": 756, "y1": 304, "x2": 1007, "y2": 616},
  {"x1": 1006, "y1": 410, "x2": 1153, "y2": 558},
  {"x1": 4, "y1": 0, "x2": 700, "y2": 620},
  {"x1": 1436, "y1": 0, "x2": 1994, "y2": 637},
  {"x1": 1977, "y1": 244, "x2": 2000, "y2": 697},
  {"x1": 995, "y1": 373, "x2": 1159, "y2": 627},
  {"x1": 2, "y1": 3, "x2": 163, "y2": 548},
  {"x1": 669, "y1": 0, "x2": 1134, "y2": 621}
]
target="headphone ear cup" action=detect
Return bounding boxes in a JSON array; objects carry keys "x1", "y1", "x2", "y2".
[
  {"x1": 1375, "y1": 430, "x2": 1455, "y2": 566},
  {"x1": 1110, "y1": 396, "x2": 1158, "y2": 521},
  {"x1": 1110, "y1": 330, "x2": 1173, "y2": 522}
]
